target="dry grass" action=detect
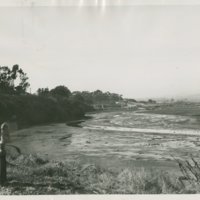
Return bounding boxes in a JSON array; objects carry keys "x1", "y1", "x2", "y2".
[
  {"x1": 175, "y1": 157, "x2": 200, "y2": 193},
  {"x1": 0, "y1": 153, "x2": 198, "y2": 194}
]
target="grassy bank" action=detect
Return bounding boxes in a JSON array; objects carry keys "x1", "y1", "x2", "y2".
[{"x1": 0, "y1": 154, "x2": 199, "y2": 194}]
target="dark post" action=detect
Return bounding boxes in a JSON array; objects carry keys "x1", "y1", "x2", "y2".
[{"x1": 0, "y1": 123, "x2": 9, "y2": 185}]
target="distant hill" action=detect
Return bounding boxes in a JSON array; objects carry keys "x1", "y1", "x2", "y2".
[
  {"x1": 139, "y1": 94, "x2": 200, "y2": 103},
  {"x1": 183, "y1": 94, "x2": 200, "y2": 102}
]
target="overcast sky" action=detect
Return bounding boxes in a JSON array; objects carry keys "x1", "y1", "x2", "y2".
[{"x1": 0, "y1": 0, "x2": 200, "y2": 99}]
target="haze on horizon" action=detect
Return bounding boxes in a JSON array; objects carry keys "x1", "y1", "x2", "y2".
[{"x1": 0, "y1": 0, "x2": 200, "y2": 99}]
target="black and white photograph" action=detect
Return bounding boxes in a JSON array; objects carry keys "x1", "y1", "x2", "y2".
[{"x1": 1, "y1": 0, "x2": 200, "y2": 197}]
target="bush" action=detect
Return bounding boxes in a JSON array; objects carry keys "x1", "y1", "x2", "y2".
[
  {"x1": 0, "y1": 93, "x2": 92, "y2": 127},
  {"x1": 176, "y1": 157, "x2": 200, "y2": 193}
]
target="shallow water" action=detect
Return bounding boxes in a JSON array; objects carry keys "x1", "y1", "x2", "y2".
[
  {"x1": 9, "y1": 111, "x2": 200, "y2": 171},
  {"x1": 83, "y1": 112, "x2": 200, "y2": 134}
]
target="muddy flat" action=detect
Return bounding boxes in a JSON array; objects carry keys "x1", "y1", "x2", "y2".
[{"x1": 9, "y1": 110, "x2": 200, "y2": 173}]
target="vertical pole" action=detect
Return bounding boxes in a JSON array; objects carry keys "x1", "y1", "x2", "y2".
[
  {"x1": 0, "y1": 147, "x2": 6, "y2": 185},
  {"x1": 0, "y1": 123, "x2": 8, "y2": 186}
]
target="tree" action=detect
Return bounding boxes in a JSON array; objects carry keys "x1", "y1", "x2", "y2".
[
  {"x1": 37, "y1": 88, "x2": 50, "y2": 96},
  {"x1": 70, "y1": 92, "x2": 85, "y2": 103},
  {"x1": 148, "y1": 99, "x2": 156, "y2": 104},
  {"x1": 0, "y1": 66, "x2": 12, "y2": 94},
  {"x1": 80, "y1": 91, "x2": 93, "y2": 105},
  {"x1": 0, "y1": 65, "x2": 30, "y2": 94},
  {"x1": 50, "y1": 85, "x2": 71, "y2": 98},
  {"x1": 92, "y1": 90, "x2": 105, "y2": 103}
]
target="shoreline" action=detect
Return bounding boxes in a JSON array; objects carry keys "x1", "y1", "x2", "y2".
[
  {"x1": 66, "y1": 115, "x2": 93, "y2": 127},
  {"x1": 9, "y1": 109, "x2": 200, "y2": 176}
]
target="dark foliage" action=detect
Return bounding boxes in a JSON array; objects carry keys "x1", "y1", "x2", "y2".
[
  {"x1": 0, "y1": 64, "x2": 124, "y2": 127},
  {"x1": 0, "y1": 65, "x2": 30, "y2": 94},
  {"x1": 0, "y1": 93, "x2": 93, "y2": 127},
  {"x1": 74, "y1": 90, "x2": 123, "y2": 106}
]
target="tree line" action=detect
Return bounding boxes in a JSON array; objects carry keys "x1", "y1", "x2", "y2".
[
  {"x1": 0, "y1": 65, "x2": 123, "y2": 127},
  {"x1": 37, "y1": 87, "x2": 123, "y2": 105}
]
